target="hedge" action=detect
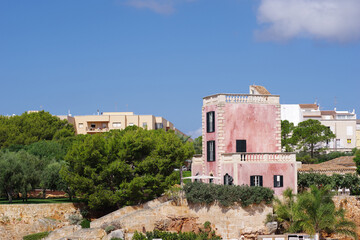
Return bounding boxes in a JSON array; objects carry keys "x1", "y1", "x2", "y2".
[{"x1": 183, "y1": 182, "x2": 273, "y2": 207}]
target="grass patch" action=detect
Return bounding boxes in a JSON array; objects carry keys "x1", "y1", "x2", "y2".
[
  {"x1": 80, "y1": 219, "x2": 91, "y2": 228},
  {"x1": 23, "y1": 231, "x2": 49, "y2": 240},
  {"x1": 0, "y1": 198, "x2": 84, "y2": 205},
  {"x1": 183, "y1": 171, "x2": 191, "y2": 184}
]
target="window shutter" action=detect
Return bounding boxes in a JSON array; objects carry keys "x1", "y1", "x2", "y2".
[
  {"x1": 250, "y1": 176, "x2": 255, "y2": 186},
  {"x1": 280, "y1": 176, "x2": 283, "y2": 187},
  {"x1": 236, "y1": 140, "x2": 247, "y2": 153},
  {"x1": 273, "y1": 175, "x2": 276, "y2": 187},
  {"x1": 207, "y1": 141, "x2": 210, "y2": 161},
  {"x1": 259, "y1": 176, "x2": 263, "y2": 187}
]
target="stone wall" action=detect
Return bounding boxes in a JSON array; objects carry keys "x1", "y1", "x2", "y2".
[
  {"x1": 91, "y1": 196, "x2": 273, "y2": 239},
  {"x1": 0, "y1": 203, "x2": 83, "y2": 240},
  {"x1": 333, "y1": 196, "x2": 360, "y2": 238}
]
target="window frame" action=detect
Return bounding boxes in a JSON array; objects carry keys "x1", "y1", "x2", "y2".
[
  {"x1": 273, "y1": 175, "x2": 283, "y2": 188},
  {"x1": 207, "y1": 140, "x2": 215, "y2": 162},
  {"x1": 206, "y1": 111, "x2": 215, "y2": 133},
  {"x1": 250, "y1": 175, "x2": 263, "y2": 187}
]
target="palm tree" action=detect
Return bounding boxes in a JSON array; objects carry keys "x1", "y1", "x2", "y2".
[{"x1": 295, "y1": 185, "x2": 357, "y2": 239}]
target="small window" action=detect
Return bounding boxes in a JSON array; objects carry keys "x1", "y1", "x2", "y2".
[
  {"x1": 209, "y1": 174, "x2": 214, "y2": 183},
  {"x1": 195, "y1": 173, "x2": 199, "y2": 182},
  {"x1": 206, "y1": 111, "x2": 215, "y2": 133},
  {"x1": 250, "y1": 175, "x2": 263, "y2": 187},
  {"x1": 90, "y1": 123, "x2": 96, "y2": 128},
  {"x1": 274, "y1": 175, "x2": 283, "y2": 188},
  {"x1": 102, "y1": 123, "x2": 107, "y2": 128},
  {"x1": 112, "y1": 122, "x2": 121, "y2": 128},
  {"x1": 236, "y1": 140, "x2": 247, "y2": 153},
  {"x1": 347, "y1": 139, "x2": 352, "y2": 144},
  {"x1": 142, "y1": 122, "x2": 148, "y2": 128},
  {"x1": 155, "y1": 123, "x2": 163, "y2": 129},
  {"x1": 207, "y1": 141, "x2": 215, "y2": 162},
  {"x1": 78, "y1": 123, "x2": 84, "y2": 128},
  {"x1": 129, "y1": 123, "x2": 134, "y2": 126},
  {"x1": 224, "y1": 173, "x2": 233, "y2": 185}
]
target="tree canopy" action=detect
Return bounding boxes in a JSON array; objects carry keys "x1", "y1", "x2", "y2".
[
  {"x1": 273, "y1": 186, "x2": 357, "y2": 239},
  {"x1": 0, "y1": 111, "x2": 74, "y2": 149},
  {"x1": 281, "y1": 120, "x2": 295, "y2": 152},
  {"x1": 60, "y1": 127, "x2": 194, "y2": 209},
  {"x1": 291, "y1": 119, "x2": 336, "y2": 158}
]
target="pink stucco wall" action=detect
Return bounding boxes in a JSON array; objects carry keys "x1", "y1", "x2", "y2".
[
  {"x1": 236, "y1": 162, "x2": 296, "y2": 195},
  {"x1": 203, "y1": 105, "x2": 218, "y2": 176},
  {"x1": 224, "y1": 104, "x2": 279, "y2": 153}
]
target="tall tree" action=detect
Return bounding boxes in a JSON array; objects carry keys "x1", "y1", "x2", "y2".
[
  {"x1": 0, "y1": 111, "x2": 74, "y2": 149},
  {"x1": 354, "y1": 149, "x2": 360, "y2": 175},
  {"x1": 281, "y1": 120, "x2": 295, "y2": 152},
  {"x1": 292, "y1": 119, "x2": 336, "y2": 158},
  {"x1": 274, "y1": 186, "x2": 357, "y2": 239},
  {"x1": 193, "y1": 136, "x2": 202, "y2": 154},
  {"x1": 61, "y1": 127, "x2": 194, "y2": 209}
]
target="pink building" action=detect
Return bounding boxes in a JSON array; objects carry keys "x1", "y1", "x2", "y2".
[{"x1": 191, "y1": 86, "x2": 298, "y2": 195}]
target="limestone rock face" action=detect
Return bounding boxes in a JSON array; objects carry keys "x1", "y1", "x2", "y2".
[
  {"x1": 265, "y1": 222, "x2": 278, "y2": 235},
  {"x1": 106, "y1": 229, "x2": 125, "y2": 240},
  {"x1": 44, "y1": 225, "x2": 81, "y2": 240},
  {"x1": 64, "y1": 228, "x2": 107, "y2": 240}
]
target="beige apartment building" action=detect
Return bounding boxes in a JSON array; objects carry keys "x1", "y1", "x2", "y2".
[
  {"x1": 281, "y1": 104, "x2": 357, "y2": 152},
  {"x1": 59, "y1": 112, "x2": 187, "y2": 137}
]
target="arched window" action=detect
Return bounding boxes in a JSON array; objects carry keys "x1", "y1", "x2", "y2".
[
  {"x1": 195, "y1": 172, "x2": 199, "y2": 182},
  {"x1": 224, "y1": 173, "x2": 233, "y2": 185},
  {"x1": 209, "y1": 174, "x2": 214, "y2": 183}
]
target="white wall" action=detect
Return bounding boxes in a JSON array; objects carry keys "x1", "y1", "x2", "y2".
[{"x1": 281, "y1": 104, "x2": 303, "y2": 126}]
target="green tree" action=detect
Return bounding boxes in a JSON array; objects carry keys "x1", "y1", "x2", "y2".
[
  {"x1": 193, "y1": 136, "x2": 202, "y2": 154},
  {"x1": 61, "y1": 127, "x2": 194, "y2": 209},
  {"x1": 292, "y1": 119, "x2": 336, "y2": 158},
  {"x1": 354, "y1": 149, "x2": 360, "y2": 175},
  {"x1": 274, "y1": 186, "x2": 357, "y2": 239},
  {"x1": 281, "y1": 120, "x2": 295, "y2": 152},
  {"x1": 0, "y1": 151, "x2": 24, "y2": 203},
  {"x1": 296, "y1": 185, "x2": 357, "y2": 239},
  {"x1": 0, "y1": 111, "x2": 74, "y2": 149}
]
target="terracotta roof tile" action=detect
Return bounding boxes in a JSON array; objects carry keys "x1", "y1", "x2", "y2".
[
  {"x1": 251, "y1": 85, "x2": 271, "y2": 95},
  {"x1": 299, "y1": 104, "x2": 319, "y2": 109}
]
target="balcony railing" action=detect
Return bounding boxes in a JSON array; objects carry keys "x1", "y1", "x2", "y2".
[
  {"x1": 86, "y1": 127, "x2": 109, "y2": 133},
  {"x1": 203, "y1": 94, "x2": 279, "y2": 106},
  {"x1": 222, "y1": 152, "x2": 296, "y2": 162}
]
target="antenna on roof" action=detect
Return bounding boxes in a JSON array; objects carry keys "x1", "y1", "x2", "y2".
[
  {"x1": 334, "y1": 97, "x2": 337, "y2": 111},
  {"x1": 68, "y1": 109, "x2": 71, "y2": 117}
]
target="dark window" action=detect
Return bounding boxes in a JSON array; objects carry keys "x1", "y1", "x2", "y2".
[
  {"x1": 207, "y1": 141, "x2": 215, "y2": 162},
  {"x1": 195, "y1": 173, "x2": 199, "y2": 182},
  {"x1": 90, "y1": 123, "x2": 96, "y2": 128},
  {"x1": 224, "y1": 173, "x2": 233, "y2": 185},
  {"x1": 209, "y1": 174, "x2": 214, "y2": 183},
  {"x1": 274, "y1": 175, "x2": 283, "y2": 188},
  {"x1": 155, "y1": 123, "x2": 163, "y2": 129},
  {"x1": 236, "y1": 140, "x2": 247, "y2": 153},
  {"x1": 206, "y1": 111, "x2": 215, "y2": 133},
  {"x1": 250, "y1": 175, "x2": 263, "y2": 186}
]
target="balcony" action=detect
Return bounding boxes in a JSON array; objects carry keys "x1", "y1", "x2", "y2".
[
  {"x1": 203, "y1": 94, "x2": 280, "y2": 106},
  {"x1": 222, "y1": 152, "x2": 296, "y2": 162},
  {"x1": 86, "y1": 127, "x2": 109, "y2": 133}
]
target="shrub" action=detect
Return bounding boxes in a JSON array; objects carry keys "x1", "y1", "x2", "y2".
[
  {"x1": 105, "y1": 225, "x2": 116, "y2": 234},
  {"x1": 132, "y1": 229, "x2": 221, "y2": 240},
  {"x1": 23, "y1": 231, "x2": 49, "y2": 240},
  {"x1": 68, "y1": 214, "x2": 83, "y2": 225},
  {"x1": 80, "y1": 219, "x2": 91, "y2": 228},
  {"x1": 183, "y1": 182, "x2": 273, "y2": 207}
]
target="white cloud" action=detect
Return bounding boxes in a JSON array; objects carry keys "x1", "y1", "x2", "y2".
[
  {"x1": 256, "y1": 0, "x2": 360, "y2": 42},
  {"x1": 124, "y1": 0, "x2": 195, "y2": 15},
  {"x1": 187, "y1": 127, "x2": 202, "y2": 138}
]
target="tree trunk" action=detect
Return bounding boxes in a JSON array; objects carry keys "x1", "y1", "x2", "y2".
[
  {"x1": 43, "y1": 188, "x2": 46, "y2": 199},
  {"x1": 310, "y1": 144, "x2": 314, "y2": 158},
  {"x1": 7, "y1": 191, "x2": 13, "y2": 204}
]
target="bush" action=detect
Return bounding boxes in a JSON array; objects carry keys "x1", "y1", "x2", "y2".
[
  {"x1": 132, "y1": 229, "x2": 221, "y2": 240},
  {"x1": 105, "y1": 225, "x2": 116, "y2": 234},
  {"x1": 68, "y1": 214, "x2": 83, "y2": 225},
  {"x1": 23, "y1": 231, "x2": 49, "y2": 240},
  {"x1": 80, "y1": 219, "x2": 91, "y2": 228},
  {"x1": 183, "y1": 182, "x2": 273, "y2": 207}
]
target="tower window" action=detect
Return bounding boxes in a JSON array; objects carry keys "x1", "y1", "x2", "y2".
[
  {"x1": 207, "y1": 141, "x2": 215, "y2": 162},
  {"x1": 206, "y1": 111, "x2": 215, "y2": 133}
]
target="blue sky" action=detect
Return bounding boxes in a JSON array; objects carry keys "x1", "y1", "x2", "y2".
[{"x1": 1, "y1": 0, "x2": 360, "y2": 137}]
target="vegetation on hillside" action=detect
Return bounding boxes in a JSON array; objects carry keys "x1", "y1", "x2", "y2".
[{"x1": 272, "y1": 186, "x2": 357, "y2": 239}]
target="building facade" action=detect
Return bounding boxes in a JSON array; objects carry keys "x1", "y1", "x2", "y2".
[
  {"x1": 281, "y1": 104, "x2": 357, "y2": 152},
  {"x1": 59, "y1": 112, "x2": 186, "y2": 137},
  {"x1": 192, "y1": 86, "x2": 298, "y2": 195}
]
